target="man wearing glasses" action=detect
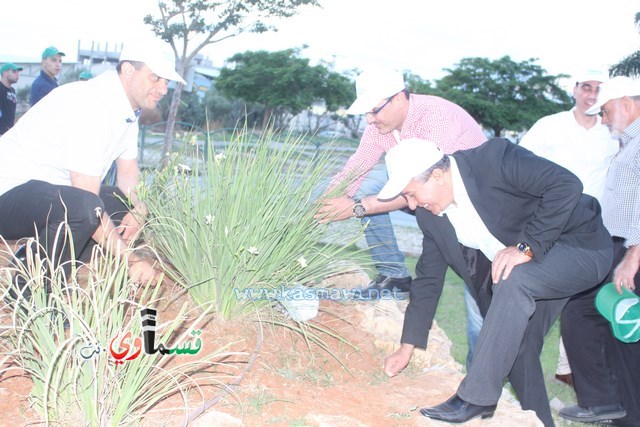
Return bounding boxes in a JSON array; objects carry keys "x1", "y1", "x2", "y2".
[
  {"x1": 0, "y1": 63, "x2": 23, "y2": 135},
  {"x1": 316, "y1": 67, "x2": 488, "y2": 366}
]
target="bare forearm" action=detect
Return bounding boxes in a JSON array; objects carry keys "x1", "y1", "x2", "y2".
[
  {"x1": 92, "y1": 212, "x2": 128, "y2": 257},
  {"x1": 117, "y1": 173, "x2": 145, "y2": 211},
  {"x1": 115, "y1": 158, "x2": 146, "y2": 214},
  {"x1": 360, "y1": 194, "x2": 408, "y2": 215}
]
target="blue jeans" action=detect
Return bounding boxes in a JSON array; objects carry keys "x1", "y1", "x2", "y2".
[
  {"x1": 355, "y1": 163, "x2": 410, "y2": 278},
  {"x1": 465, "y1": 285, "x2": 483, "y2": 368}
]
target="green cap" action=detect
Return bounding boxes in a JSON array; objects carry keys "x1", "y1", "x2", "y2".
[
  {"x1": 0, "y1": 63, "x2": 23, "y2": 73},
  {"x1": 42, "y1": 46, "x2": 65, "y2": 59},
  {"x1": 78, "y1": 71, "x2": 93, "y2": 80}
]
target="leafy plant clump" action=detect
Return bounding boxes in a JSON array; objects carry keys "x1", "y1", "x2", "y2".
[
  {"x1": 0, "y1": 240, "x2": 241, "y2": 425},
  {"x1": 139, "y1": 127, "x2": 368, "y2": 320}
]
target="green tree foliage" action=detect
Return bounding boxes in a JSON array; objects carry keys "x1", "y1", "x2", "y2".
[
  {"x1": 434, "y1": 56, "x2": 572, "y2": 137},
  {"x1": 215, "y1": 49, "x2": 354, "y2": 130},
  {"x1": 403, "y1": 71, "x2": 435, "y2": 94},
  {"x1": 202, "y1": 85, "x2": 263, "y2": 130},
  {"x1": 610, "y1": 12, "x2": 640, "y2": 77},
  {"x1": 143, "y1": 0, "x2": 320, "y2": 164},
  {"x1": 158, "y1": 88, "x2": 206, "y2": 127}
]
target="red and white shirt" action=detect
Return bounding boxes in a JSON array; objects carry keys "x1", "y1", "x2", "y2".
[{"x1": 333, "y1": 94, "x2": 487, "y2": 196}]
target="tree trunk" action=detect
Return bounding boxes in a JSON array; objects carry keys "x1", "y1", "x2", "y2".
[
  {"x1": 262, "y1": 106, "x2": 273, "y2": 130},
  {"x1": 160, "y1": 82, "x2": 184, "y2": 169}
]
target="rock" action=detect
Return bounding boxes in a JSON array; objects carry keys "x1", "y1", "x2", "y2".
[{"x1": 350, "y1": 277, "x2": 543, "y2": 426}]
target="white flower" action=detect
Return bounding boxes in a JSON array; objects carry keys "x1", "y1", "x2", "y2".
[
  {"x1": 297, "y1": 255, "x2": 308, "y2": 268},
  {"x1": 189, "y1": 135, "x2": 198, "y2": 145},
  {"x1": 214, "y1": 152, "x2": 227, "y2": 163},
  {"x1": 247, "y1": 246, "x2": 259, "y2": 255},
  {"x1": 204, "y1": 214, "x2": 215, "y2": 225},
  {"x1": 175, "y1": 164, "x2": 192, "y2": 174}
]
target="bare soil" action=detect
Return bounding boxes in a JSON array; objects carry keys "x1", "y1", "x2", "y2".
[{"x1": 0, "y1": 241, "x2": 540, "y2": 427}]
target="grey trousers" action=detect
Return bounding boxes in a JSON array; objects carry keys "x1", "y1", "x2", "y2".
[{"x1": 457, "y1": 242, "x2": 612, "y2": 427}]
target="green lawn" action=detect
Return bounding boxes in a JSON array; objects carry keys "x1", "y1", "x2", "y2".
[{"x1": 404, "y1": 255, "x2": 591, "y2": 427}]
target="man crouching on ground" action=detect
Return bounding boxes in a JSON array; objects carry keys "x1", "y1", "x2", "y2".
[{"x1": 380, "y1": 138, "x2": 612, "y2": 426}]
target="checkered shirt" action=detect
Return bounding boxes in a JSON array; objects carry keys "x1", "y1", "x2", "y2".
[
  {"x1": 601, "y1": 117, "x2": 640, "y2": 247},
  {"x1": 331, "y1": 94, "x2": 486, "y2": 196}
]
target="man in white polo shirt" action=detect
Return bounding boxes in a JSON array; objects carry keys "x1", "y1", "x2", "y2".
[{"x1": 0, "y1": 39, "x2": 186, "y2": 297}]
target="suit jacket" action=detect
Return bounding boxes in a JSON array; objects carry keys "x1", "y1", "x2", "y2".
[{"x1": 402, "y1": 138, "x2": 611, "y2": 348}]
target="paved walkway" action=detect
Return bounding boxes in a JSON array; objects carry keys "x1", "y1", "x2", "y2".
[{"x1": 322, "y1": 214, "x2": 423, "y2": 257}]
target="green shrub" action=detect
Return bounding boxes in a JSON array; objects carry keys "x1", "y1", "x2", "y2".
[
  {"x1": 0, "y1": 239, "x2": 239, "y2": 425},
  {"x1": 139, "y1": 127, "x2": 369, "y2": 320}
]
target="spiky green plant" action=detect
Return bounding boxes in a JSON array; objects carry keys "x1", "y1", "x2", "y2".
[
  {"x1": 139, "y1": 127, "x2": 369, "y2": 320},
  {"x1": 0, "y1": 238, "x2": 243, "y2": 425}
]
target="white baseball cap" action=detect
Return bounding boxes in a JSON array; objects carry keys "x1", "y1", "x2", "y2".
[
  {"x1": 573, "y1": 69, "x2": 608, "y2": 85},
  {"x1": 378, "y1": 138, "x2": 444, "y2": 200},
  {"x1": 346, "y1": 67, "x2": 405, "y2": 115},
  {"x1": 586, "y1": 76, "x2": 640, "y2": 115},
  {"x1": 119, "y1": 39, "x2": 186, "y2": 84}
]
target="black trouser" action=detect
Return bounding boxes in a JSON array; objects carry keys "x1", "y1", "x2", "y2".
[
  {"x1": 0, "y1": 180, "x2": 130, "y2": 273},
  {"x1": 561, "y1": 237, "x2": 640, "y2": 426}
]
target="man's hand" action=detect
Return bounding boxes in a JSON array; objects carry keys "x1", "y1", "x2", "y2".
[
  {"x1": 314, "y1": 196, "x2": 356, "y2": 223},
  {"x1": 383, "y1": 343, "x2": 414, "y2": 377},
  {"x1": 613, "y1": 246, "x2": 640, "y2": 293},
  {"x1": 117, "y1": 211, "x2": 143, "y2": 244},
  {"x1": 491, "y1": 246, "x2": 532, "y2": 284},
  {"x1": 128, "y1": 251, "x2": 162, "y2": 284}
]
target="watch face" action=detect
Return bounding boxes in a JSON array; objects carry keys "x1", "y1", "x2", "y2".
[
  {"x1": 353, "y1": 204, "x2": 366, "y2": 218},
  {"x1": 517, "y1": 242, "x2": 532, "y2": 256}
]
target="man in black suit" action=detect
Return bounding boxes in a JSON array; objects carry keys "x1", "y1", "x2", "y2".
[{"x1": 380, "y1": 138, "x2": 612, "y2": 427}]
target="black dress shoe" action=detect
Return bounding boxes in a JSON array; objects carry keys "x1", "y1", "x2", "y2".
[
  {"x1": 354, "y1": 274, "x2": 411, "y2": 300},
  {"x1": 559, "y1": 403, "x2": 626, "y2": 423},
  {"x1": 420, "y1": 394, "x2": 497, "y2": 423}
]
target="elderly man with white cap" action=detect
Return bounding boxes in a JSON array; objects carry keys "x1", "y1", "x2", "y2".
[
  {"x1": 559, "y1": 76, "x2": 640, "y2": 426},
  {"x1": 0, "y1": 38, "x2": 186, "y2": 297},
  {"x1": 379, "y1": 137, "x2": 612, "y2": 426}
]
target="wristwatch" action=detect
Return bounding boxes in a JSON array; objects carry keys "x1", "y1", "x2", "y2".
[
  {"x1": 353, "y1": 199, "x2": 366, "y2": 219},
  {"x1": 516, "y1": 242, "x2": 533, "y2": 258}
]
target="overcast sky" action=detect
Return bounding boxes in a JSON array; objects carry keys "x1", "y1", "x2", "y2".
[{"x1": 2, "y1": 0, "x2": 639, "y2": 85}]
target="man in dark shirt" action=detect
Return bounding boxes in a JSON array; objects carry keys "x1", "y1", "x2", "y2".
[
  {"x1": 0, "y1": 63, "x2": 22, "y2": 135},
  {"x1": 29, "y1": 46, "x2": 65, "y2": 106}
]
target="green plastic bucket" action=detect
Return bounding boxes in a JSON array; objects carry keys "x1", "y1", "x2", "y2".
[{"x1": 595, "y1": 282, "x2": 640, "y2": 343}]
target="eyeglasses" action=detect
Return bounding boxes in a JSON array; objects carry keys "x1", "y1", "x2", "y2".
[{"x1": 365, "y1": 95, "x2": 395, "y2": 117}]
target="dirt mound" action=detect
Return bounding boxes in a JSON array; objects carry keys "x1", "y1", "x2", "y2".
[{"x1": 0, "y1": 241, "x2": 541, "y2": 426}]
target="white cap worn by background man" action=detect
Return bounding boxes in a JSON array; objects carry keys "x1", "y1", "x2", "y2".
[{"x1": 347, "y1": 67, "x2": 405, "y2": 115}]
